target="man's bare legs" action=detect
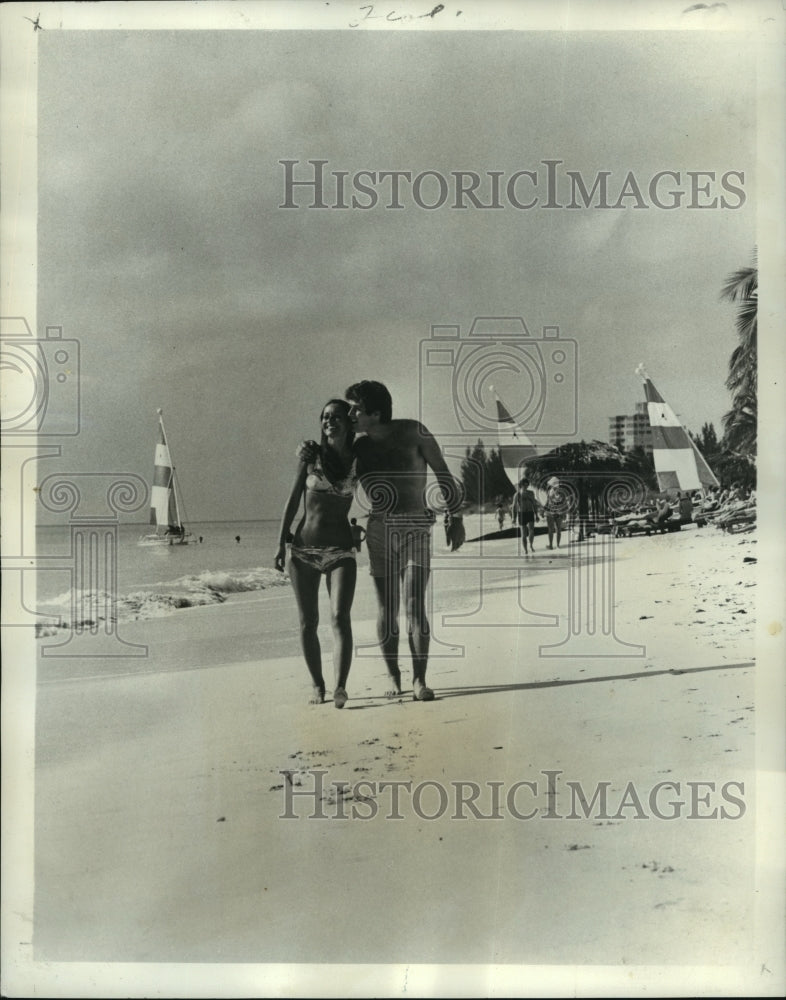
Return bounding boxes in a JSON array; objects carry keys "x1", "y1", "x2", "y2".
[
  {"x1": 372, "y1": 561, "x2": 432, "y2": 699},
  {"x1": 325, "y1": 560, "x2": 356, "y2": 708},
  {"x1": 372, "y1": 574, "x2": 402, "y2": 696},
  {"x1": 403, "y1": 562, "x2": 433, "y2": 700}
]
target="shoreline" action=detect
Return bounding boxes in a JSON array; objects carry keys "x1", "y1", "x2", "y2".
[{"x1": 35, "y1": 521, "x2": 757, "y2": 686}]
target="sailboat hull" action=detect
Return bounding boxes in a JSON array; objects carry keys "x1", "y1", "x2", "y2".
[{"x1": 137, "y1": 532, "x2": 191, "y2": 548}]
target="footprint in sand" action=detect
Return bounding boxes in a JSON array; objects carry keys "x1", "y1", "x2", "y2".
[
  {"x1": 271, "y1": 773, "x2": 304, "y2": 790},
  {"x1": 639, "y1": 861, "x2": 675, "y2": 874}
]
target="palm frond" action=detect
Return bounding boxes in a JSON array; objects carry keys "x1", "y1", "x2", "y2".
[
  {"x1": 721, "y1": 252, "x2": 757, "y2": 458},
  {"x1": 720, "y1": 266, "x2": 757, "y2": 304}
]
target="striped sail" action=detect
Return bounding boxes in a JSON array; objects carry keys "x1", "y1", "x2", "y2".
[
  {"x1": 494, "y1": 391, "x2": 539, "y2": 488},
  {"x1": 637, "y1": 366, "x2": 719, "y2": 492},
  {"x1": 149, "y1": 414, "x2": 181, "y2": 531}
]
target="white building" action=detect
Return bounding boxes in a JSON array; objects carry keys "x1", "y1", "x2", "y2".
[{"x1": 608, "y1": 401, "x2": 653, "y2": 454}]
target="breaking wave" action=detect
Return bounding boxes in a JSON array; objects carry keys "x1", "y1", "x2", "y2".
[{"x1": 36, "y1": 566, "x2": 290, "y2": 636}]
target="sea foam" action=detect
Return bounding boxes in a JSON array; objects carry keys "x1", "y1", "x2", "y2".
[{"x1": 36, "y1": 566, "x2": 290, "y2": 636}]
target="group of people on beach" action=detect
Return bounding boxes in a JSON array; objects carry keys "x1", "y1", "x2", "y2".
[
  {"x1": 510, "y1": 476, "x2": 565, "y2": 554},
  {"x1": 606, "y1": 483, "x2": 756, "y2": 537},
  {"x1": 693, "y1": 483, "x2": 757, "y2": 532},
  {"x1": 275, "y1": 381, "x2": 463, "y2": 709}
]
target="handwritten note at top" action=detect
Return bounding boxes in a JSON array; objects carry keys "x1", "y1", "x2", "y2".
[{"x1": 349, "y1": 4, "x2": 460, "y2": 29}]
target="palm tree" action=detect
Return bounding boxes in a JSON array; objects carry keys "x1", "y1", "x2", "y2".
[{"x1": 720, "y1": 254, "x2": 757, "y2": 457}]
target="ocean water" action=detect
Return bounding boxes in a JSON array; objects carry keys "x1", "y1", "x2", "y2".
[
  {"x1": 34, "y1": 514, "x2": 531, "y2": 634},
  {"x1": 35, "y1": 520, "x2": 289, "y2": 628}
]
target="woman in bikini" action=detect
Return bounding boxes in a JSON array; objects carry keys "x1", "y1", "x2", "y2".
[{"x1": 275, "y1": 400, "x2": 357, "y2": 708}]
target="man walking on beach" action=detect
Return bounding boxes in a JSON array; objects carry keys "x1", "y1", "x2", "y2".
[
  {"x1": 300, "y1": 380, "x2": 462, "y2": 701},
  {"x1": 543, "y1": 477, "x2": 564, "y2": 549},
  {"x1": 346, "y1": 381, "x2": 463, "y2": 701},
  {"x1": 511, "y1": 477, "x2": 538, "y2": 554}
]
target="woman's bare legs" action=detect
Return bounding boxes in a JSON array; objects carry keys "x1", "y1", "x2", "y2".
[
  {"x1": 288, "y1": 556, "x2": 325, "y2": 703},
  {"x1": 325, "y1": 558, "x2": 356, "y2": 707}
]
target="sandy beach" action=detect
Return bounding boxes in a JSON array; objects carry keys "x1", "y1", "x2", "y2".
[
  {"x1": 6, "y1": 6, "x2": 786, "y2": 995},
  {"x1": 14, "y1": 519, "x2": 778, "y2": 996}
]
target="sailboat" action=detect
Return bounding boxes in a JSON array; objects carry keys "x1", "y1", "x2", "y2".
[
  {"x1": 635, "y1": 364, "x2": 719, "y2": 493},
  {"x1": 138, "y1": 409, "x2": 192, "y2": 547}
]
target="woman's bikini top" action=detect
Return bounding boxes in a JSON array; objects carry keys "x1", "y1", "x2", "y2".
[{"x1": 305, "y1": 455, "x2": 356, "y2": 499}]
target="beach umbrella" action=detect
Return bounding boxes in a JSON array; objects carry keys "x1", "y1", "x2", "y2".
[{"x1": 522, "y1": 440, "x2": 640, "y2": 538}]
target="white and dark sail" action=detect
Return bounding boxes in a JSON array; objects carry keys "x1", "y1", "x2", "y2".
[
  {"x1": 636, "y1": 365, "x2": 719, "y2": 493},
  {"x1": 493, "y1": 389, "x2": 539, "y2": 489},
  {"x1": 140, "y1": 409, "x2": 190, "y2": 546}
]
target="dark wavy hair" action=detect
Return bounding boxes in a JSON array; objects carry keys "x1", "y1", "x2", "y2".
[
  {"x1": 319, "y1": 399, "x2": 355, "y2": 483},
  {"x1": 345, "y1": 380, "x2": 393, "y2": 424}
]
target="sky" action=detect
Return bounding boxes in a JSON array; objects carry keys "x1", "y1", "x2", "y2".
[{"x1": 35, "y1": 22, "x2": 756, "y2": 521}]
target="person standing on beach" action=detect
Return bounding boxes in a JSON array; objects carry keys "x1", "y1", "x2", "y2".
[
  {"x1": 511, "y1": 477, "x2": 538, "y2": 554},
  {"x1": 346, "y1": 380, "x2": 463, "y2": 701},
  {"x1": 275, "y1": 400, "x2": 358, "y2": 708},
  {"x1": 299, "y1": 380, "x2": 463, "y2": 701},
  {"x1": 543, "y1": 477, "x2": 564, "y2": 549}
]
